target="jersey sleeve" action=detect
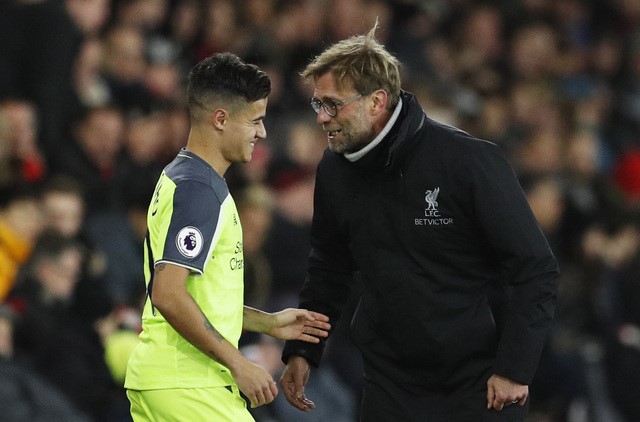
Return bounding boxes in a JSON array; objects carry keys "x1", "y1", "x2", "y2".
[{"x1": 158, "y1": 179, "x2": 221, "y2": 274}]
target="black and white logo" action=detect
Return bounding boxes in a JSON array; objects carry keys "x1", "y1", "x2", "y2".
[
  {"x1": 425, "y1": 187, "x2": 440, "y2": 210},
  {"x1": 176, "y1": 226, "x2": 204, "y2": 258},
  {"x1": 415, "y1": 187, "x2": 454, "y2": 226}
]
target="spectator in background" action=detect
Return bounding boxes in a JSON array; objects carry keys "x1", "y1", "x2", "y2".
[
  {"x1": 520, "y1": 174, "x2": 592, "y2": 420},
  {"x1": 0, "y1": 302, "x2": 91, "y2": 422},
  {"x1": 264, "y1": 158, "x2": 316, "y2": 307},
  {"x1": 0, "y1": 99, "x2": 47, "y2": 184},
  {"x1": 121, "y1": 110, "x2": 168, "y2": 204},
  {"x1": 195, "y1": 0, "x2": 243, "y2": 62},
  {"x1": 0, "y1": 0, "x2": 82, "y2": 169},
  {"x1": 236, "y1": 184, "x2": 275, "y2": 312},
  {"x1": 582, "y1": 218, "x2": 640, "y2": 422},
  {"x1": 259, "y1": 117, "x2": 326, "y2": 310},
  {"x1": 48, "y1": 104, "x2": 144, "y2": 306},
  {"x1": 156, "y1": 104, "x2": 191, "y2": 165},
  {"x1": 9, "y1": 231, "x2": 127, "y2": 422},
  {"x1": 101, "y1": 25, "x2": 152, "y2": 115},
  {"x1": 81, "y1": 109, "x2": 168, "y2": 307},
  {"x1": 113, "y1": 0, "x2": 169, "y2": 34},
  {"x1": 74, "y1": 37, "x2": 111, "y2": 108},
  {"x1": 560, "y1": 129, "x2": 624, "y2": 261},
  {"x1": 41, "y1": 175, "x2": 87, "y2": 239},
  {"x1": 39, "y1": 175, "x2": 125, "y2": 321},
  {"x1": 53, "y1": 104, "x2": 127, "y2": 213},
  {"x1": 0, "y1": 186, "x2": 44, "y2": 301},
  {"x1": 64, "y1": 0, "x2": 111, "y2": 37},
  {"x1": 595, "y1": 224, "x2": 640, "y2": 422}
]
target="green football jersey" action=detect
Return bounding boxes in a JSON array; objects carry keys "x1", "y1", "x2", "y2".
[{"x1": 125, "y1": 149, "x2": 244, "y2": 390}]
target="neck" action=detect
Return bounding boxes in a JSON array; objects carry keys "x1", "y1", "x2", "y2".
[{"x1": 185, "y1": 124, "x2": 230, "y2": 176}]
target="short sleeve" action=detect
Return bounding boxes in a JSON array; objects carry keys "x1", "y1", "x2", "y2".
[{"x1": 160, "y1": 180, "x2": 221, "y2": 273}]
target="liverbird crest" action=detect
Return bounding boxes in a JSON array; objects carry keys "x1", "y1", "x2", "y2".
[{"x1": 425, "y1": 187, "x2": 440, "y2": 210}]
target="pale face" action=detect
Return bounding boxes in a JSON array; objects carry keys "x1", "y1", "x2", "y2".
[
  {"x1": 312, "y1": 72, "x2": 376, "y2": 154},
  {"x1": 43, "y1": 192, "x2": 85, "y2": 237},
  {"x1": 39, "y1": 248, "x2": 83, "y2": 301},
  {"x1": 220, "y1": 98, "x2": 268, "y2": 164}
]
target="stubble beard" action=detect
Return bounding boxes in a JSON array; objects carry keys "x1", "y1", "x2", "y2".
[{"x1": 328, "y1": 127, "x2": 375, "y2": 155}]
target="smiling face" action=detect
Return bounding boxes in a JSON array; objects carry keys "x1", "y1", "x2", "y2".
[
  {"x1": 220, "y1": 98, "x2": 268, "y2": 164},
  {"x1": 313, "y1": 72, "x2": 377, "y2": 154}
]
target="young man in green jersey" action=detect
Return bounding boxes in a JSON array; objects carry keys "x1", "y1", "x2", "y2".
[{"x1": 125, "y1": 53, "x2": 331, "y2": 421}]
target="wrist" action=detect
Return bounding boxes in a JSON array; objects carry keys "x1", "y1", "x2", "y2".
[
  {"x1": 226, "y1": 352, "x2": 249, "y2": 375},
  {"x1": 264, "y1": 313, "x2": 276, "y2": 335},
  {"x1": 288, "y1": 354, "x2": 310, "y2": 367}
]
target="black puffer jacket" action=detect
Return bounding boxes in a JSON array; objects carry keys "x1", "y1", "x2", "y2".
[{"x1": 283, "y1": 91, "x2": 559, "y2": 391}]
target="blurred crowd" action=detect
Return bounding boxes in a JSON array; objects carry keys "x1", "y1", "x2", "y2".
[{"x1": 0, "y1": 0, "x2": 639, "y2": 421}]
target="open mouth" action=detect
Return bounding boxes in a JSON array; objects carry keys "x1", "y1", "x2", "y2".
[{"x1": 327, "y1": 129, "x2": 341, "y2": 140}]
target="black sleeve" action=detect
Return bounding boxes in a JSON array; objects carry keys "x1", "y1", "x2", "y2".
[
  {"x1": 282, "y1": 163, "x2": 355, "y2": 367},
  {"x1": 470, "y1": 142, "x2": 560, "y2": 384}
]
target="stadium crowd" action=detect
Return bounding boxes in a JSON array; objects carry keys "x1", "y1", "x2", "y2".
[{"x1": 0, "y1": 0, "x2": 639, "y2": 421}]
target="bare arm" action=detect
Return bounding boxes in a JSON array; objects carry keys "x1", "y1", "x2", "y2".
[
  {"x1": 151, "y1": 263, "x2": 277, "y2": 407},
  {"x1": 243, "y1": 306, "x2": 330, "y2": 342}
]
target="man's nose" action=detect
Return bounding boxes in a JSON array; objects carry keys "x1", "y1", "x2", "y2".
[{"x1": 316, "y1": 107, "x2": 331, "y2": 125}]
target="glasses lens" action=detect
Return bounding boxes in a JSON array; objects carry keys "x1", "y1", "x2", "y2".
[
  {"x1": 310, "y1": 98, "x2": 321, "y2": 113},
  {"x1": 323, "y1": 102, "x2": 337, "y2": 117}
]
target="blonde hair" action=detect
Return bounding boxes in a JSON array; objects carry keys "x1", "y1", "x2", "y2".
[{"x1": 301, "y1": 20, "x2": 401, "y2": 109}]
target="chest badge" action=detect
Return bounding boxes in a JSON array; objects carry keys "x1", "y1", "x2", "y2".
[{"x1": 415, "y1": 187, "x2": 454, "y2": 226}]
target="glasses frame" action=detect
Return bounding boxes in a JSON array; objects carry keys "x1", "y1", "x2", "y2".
[{"x1": 310, "y1": 92, "x2": 369, "y2": 117}]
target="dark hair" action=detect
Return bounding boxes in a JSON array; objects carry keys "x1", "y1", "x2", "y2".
[
  {"x1": 42, "y1": 174, "x2": 85, "y2": 198},
  {"x1": 0, "y1": 182, "x2": 41, "y2": 209},
  {"x1": 22, "y1": 230, "x2": 85, "y2": 280},
  {"x1": 187, "y1": 53, "x2": 271, "y2": 116}
]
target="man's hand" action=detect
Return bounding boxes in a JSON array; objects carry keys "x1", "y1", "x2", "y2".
[
  {"x1": 267, "y1": 308, "x2": 331, "y2": 343},
  {"x1": 230, "y1": 358, "x2": 279, "y2": 408},
  {"x1": 279, "y1": 355, "x2": 315, "y2": 412},
  {"x1": 487, "y1": 374, "x2": 528, "y2": 411}
]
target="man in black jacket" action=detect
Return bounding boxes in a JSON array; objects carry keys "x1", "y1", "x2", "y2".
[{"x1": 279, "y1": 22, "x2": 559, "y2": 422}]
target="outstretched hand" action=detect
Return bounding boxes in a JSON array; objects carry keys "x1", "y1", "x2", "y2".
[{"x1": 267, "y1": 308, "x2": 331, "y2": 343}]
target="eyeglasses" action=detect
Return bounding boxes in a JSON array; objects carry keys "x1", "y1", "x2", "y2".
[{"x1": 310, "y1": 92, "x2": 368, "y2": 117}]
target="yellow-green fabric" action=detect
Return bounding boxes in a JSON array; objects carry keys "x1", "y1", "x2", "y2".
[
  {"x1": 125, "y1": 149, "x2": 245, "y2": 391},
  {"x1": 127, "y1": 386, "x2": 254, "y2": 422}
]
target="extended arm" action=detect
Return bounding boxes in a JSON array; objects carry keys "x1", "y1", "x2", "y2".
[
  {"x1": 243, "y1": 306, "x2": 330, "y2": 342},
  {"x1": 151, "y1": 263, "x2": 277, "y2": 407}
]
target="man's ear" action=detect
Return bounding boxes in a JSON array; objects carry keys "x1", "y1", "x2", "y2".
[
  {"x1": 210, "y1": 109, "x2": 228, "y2": 130},
  {"x1": 370, "y1": 89, "x2": 388, "y2": 116}
]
